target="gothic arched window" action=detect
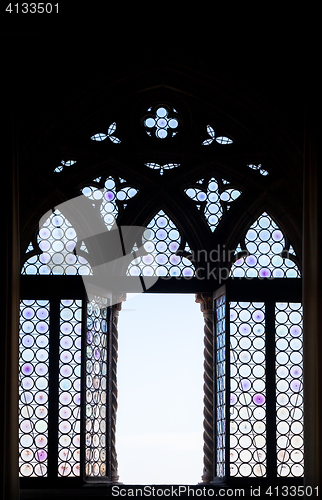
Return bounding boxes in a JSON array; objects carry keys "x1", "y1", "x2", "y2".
[{"x1": 20, "y1": 93, "x2": 303, "y2": 492}]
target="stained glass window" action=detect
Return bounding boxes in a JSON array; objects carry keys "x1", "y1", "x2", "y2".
[
  {"x1": 215, "y1": 292, "x2": 226, "y2": 477},
  {"x1": 185, "y1": 177, "x2": 241, "y2": 232},
  {"x1": 222, "y1": 298, "x2": 303, "y2": 481},
  {"x1": 275, "y1": 303, "x2": 303, "y2": 477},
  {"x1": 127, "y1": 210, "x2": 195, "y2": 277},
  {"x1": 22, "y1": 176, "x2": 139, "y2": 276},
  {"x1": 230, "y1": 213, "x2": 300, "y2": 278},
  {"x1": 19, "y1": 300, "x2": 50, "y2": 477},
  {"x1": 58, "y1": 300, "x2": 82, "y2": 477},
  {"x1": 85, "y1": 295, "x2": 109, "y2": 478},
  {"x1": 229, "y1": 302, "x2": 267, "y2": 477},
  {"x1": 19, "y1": 298, "x2": 85, "y2": 480},
  {"x1": 20, "y1": 99, "x2": 304, "y2": 488},
  {"x1": 22, "y1": 210, "x2": 92, "y2": 276}
]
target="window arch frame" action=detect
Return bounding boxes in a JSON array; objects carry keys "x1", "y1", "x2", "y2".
[{"x1": 18, "y1": 82, "x2": 304, "y2": 492}]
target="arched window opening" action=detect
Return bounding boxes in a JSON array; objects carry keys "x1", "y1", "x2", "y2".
[
  {"x1": 116, "y1": 293, "x2": 204, "y2": 485},
  {"x1": 19, "y1": 95, "x2": 304, "y2": 492}
]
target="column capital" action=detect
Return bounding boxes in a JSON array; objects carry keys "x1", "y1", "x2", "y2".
[
  {"x1": 195, "y1": 293, "x2": 213, "y2": 316},
  {"x1": 112, "y1": 293, "x2": 127, "y2": 313}
]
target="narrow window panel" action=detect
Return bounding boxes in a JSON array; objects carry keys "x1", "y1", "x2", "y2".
[
  {"x1": 229, "y1": 302, "x2": 266, "y2": 477},
  {"x1": 215, "y1": 293, "x2": 226, "y2": 477},
  {"x1": 19, "y1": 300, "x2": 50, "y2": 477},
  {"x1": 275, "y1": 302, "x2": 304, "y2": 477},
  {"x1": 85, "y1": 296, "x2": 108, "y2": 477},
  {"x1": 58, "y1": 300, "x2": 82, "y2": 477}
]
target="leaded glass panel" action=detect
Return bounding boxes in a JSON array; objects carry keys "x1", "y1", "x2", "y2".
[
  {"x1": 230, "y1": 213, "x2": 300, "y2": 278},
  {"x1": 215, "y1": 292, "x2": 226, "y2": 477},
  {"x1": 85, "y1": 295, "x2": 109, "y2": 478},
  {"x1": 19, "y1": 300, "x2": 50, "y2": 477},
  {"x1": 229, "y1": 302, "x2": 266, "y2": 477},
  {"x1": 22, "y1": 210, "x2": 92, "y2": 276},
  {"x1": 58, "y1": 300, "x2": 82, "y2": 477},
  {"x1": 127, "y1": 210, "x2": 195, "y2": 277},
  {"x1": 275, "y1": 302, "x2": 303, "y2": 477}
]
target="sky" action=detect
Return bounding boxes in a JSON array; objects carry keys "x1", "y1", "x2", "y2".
[{"x1": 116, "y1": 293, "x2": 205, "y2": 485}]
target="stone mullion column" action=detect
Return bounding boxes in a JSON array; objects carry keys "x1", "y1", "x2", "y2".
[
  {"x1": 110, "y1": 294, "x2": 126, "y2": 483},
  {"x1": 303, "y1": 103, "x2": 321, "y2": 487},
  {"x1": 2, "y1": 117, "x2": 20, "y2": 500},
  {"x1": 196, "y1": 293, "x2": 215, "y2": 483}
]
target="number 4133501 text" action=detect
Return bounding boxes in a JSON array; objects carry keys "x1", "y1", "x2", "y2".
[{"x1": 5, "y1": 3, "x2": 58, "y2": 13}]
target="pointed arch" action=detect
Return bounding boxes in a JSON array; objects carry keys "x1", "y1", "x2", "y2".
[
  {"x1": 230, "y1": 212, "x2": 301, "y2": 278},
  {"x1": 127, "y1": 210, "x2": 195, "y2": 277},
  {"x1": 21, "y1": 209, "x2": 92, "y2": 276}
]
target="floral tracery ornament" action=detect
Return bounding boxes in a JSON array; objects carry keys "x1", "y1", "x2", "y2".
[
  {"x1": 145, "y1": 163, "x2": 180, "y2": 175},
  {"x1": 185, "y1": 177, "x2": 242, "y2": 232},
  {"x1": 54, "y1": 159, "x2": 77, "y2": 173},
  {"x1": 143, "y1": 106, "x2": 179, "y2": 139},
  {"x1": 81, "y1": 176, "x2": 138, "y2": 230},
  {"x1": 90, "y1": 122, "x2": 121, "y2": 143},
  {"x1": 202, "y1": 125, "x2": 233, "y2": 145}
]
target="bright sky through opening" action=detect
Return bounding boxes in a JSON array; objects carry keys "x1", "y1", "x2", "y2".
[{"x1": 117, "y1": 293, "x2": 204, "y2": 484}]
